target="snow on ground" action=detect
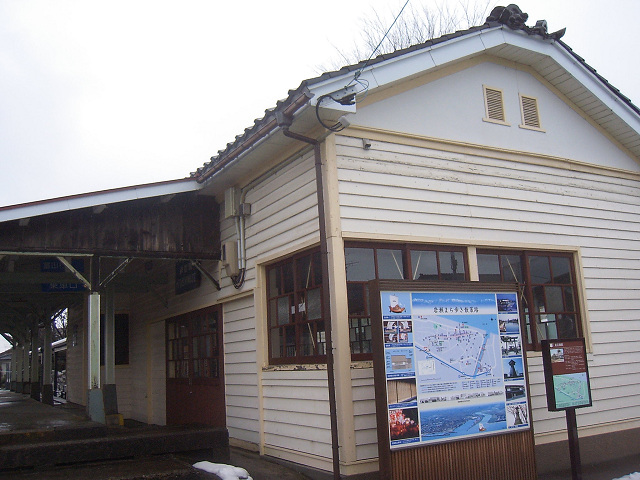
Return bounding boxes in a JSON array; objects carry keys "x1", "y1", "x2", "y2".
[
  {"x1": 613, "y1": 474, "x2": 640, "y2": 480},
  {"x1": 193, "y1": 461, "x2": 252, "y2": 480}
]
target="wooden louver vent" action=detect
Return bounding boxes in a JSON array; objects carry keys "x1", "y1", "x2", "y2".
[
  {"x1": 521, "y1": 95, "x2": 541, "y2": 128},
  {"x1": 485, "y1": 87, "x2": 505, "y2": 122}
]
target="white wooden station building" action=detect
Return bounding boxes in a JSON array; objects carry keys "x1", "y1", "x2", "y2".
[{"x1": 1, "y1": 5, "x2": 639, "y2": 478}]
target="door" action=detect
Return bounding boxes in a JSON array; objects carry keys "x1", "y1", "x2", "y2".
[{"x1": 166, "y1": 305, "x2": 225, "y2": 426}]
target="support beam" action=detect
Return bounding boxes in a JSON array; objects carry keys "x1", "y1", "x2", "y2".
[
  {"x1": 22, "y1": 342, "x2": 30, "y2": 394},
  {"x1": 87, "y1": 291, "x2": 105, "y2": 423},
  {"x1": 29, "y1": 326, "x2": 40, "y2": 400},
  {"x1": 42, "y1": 322, "x2": 53, "y2": 405},
  {"x1": 57, "y1": 256, "x2": 91, "y2": 290},
  {"x1": 10, "y1": 346, "x2": 17, "y2": 391}
]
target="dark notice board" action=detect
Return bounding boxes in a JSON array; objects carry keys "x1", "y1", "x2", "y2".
[{"x1": 541, "y1": 338, "x2": 592, "y2": 412}]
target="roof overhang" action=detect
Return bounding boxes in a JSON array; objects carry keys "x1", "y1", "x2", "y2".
[
  {"x1": 305, "y1": 26, "x2": 640, "y2": 160},
  {"x1": 0, "y1": 178, "x2": 202, "y2": 223}
]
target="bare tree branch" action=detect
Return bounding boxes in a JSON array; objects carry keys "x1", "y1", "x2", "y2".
[{"x1": 318, "y1": 0, "x2": 491, "y2": 72}]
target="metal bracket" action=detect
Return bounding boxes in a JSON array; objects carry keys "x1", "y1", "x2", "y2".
[{"x1": 190, "y1": 260, "x2": 221, "y2": 291}]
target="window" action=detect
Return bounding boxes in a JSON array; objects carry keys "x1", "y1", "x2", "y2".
[
  {"x1": 478, "y1": 250, "x2": 581, "y2": 350},
  {"x1": 345, "y1": 243, "x2": 467, "y2": 359},
  {"x1": 100, "y1": 313, "x2": 129, "y2": 366},
  {"x1": 267, "y1": 249, "x2": 326, "y2": 364},
  {"x1": 519, "y1": 94, "x2": 543, "y2": 130},
  {"x1": 483, "y1": 85, "x2": 508, "y2": 125},
  {"x1": 166, "y1": 307, "x2": 221, "y2": 380}
]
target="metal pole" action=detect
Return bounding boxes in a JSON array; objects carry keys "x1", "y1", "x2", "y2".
[{"x1": 566, "y1": 408, "x2": 582, "y2": 480}]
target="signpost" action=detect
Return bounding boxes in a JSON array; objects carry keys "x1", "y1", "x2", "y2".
[
  {"x1": 541, "y1": 338, "x2": 592, "y2": 480},
  {"x1": 370, "y1": 281, "x2": 537, "y2": 480}
]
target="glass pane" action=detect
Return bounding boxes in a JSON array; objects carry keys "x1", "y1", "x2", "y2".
[
  {"x1": 545, "y1": 286, "x2": 564, "y2": 312},
  {"x1": 277, "y1": 296, "x2": 290, "y2": 326},
  {"x1": 501, "y1": 255, "x2": 523, "y2": 283},
  {"x1": 268, "y1": 267, "x2": 280, "y2": 297},
  {"x1": 532, "y1": 285, "x2": 545, "y2": 315},
  {"x1": 297, "y1": 254, "x2": 312, "y2": 289},
  {"x1": 283, "y1": 261, "x2": 294, "y2": 294},
  {"x1": 179, "y1": 322, "x2": 189, "y2": 338},
  {"x1": 193, "y1": 337, "x2": 199, "y2": 358},
  {"x1": 440, "y1": 251, "x2": 465, "y2": 281},
  {"x1": 206, "y1": 312, "x2": 217, "y2": 332},
  {"x1": 551, "y1": 256, "x2": 572, "y2": 283},
  {"x1": 345, "y1": 248, "x2": 375, "y2": 281},
  {"x1": 313, "y1": 252, "x2": 323, "y2": 286},
  {"x1": 205, "y1": 335, "x2": 212, "y2": 357},
  {"x1": 411, "y1": 250, "x2": 438, "y2": 281},
  {"x1": 193, "y1": 359, "x2": 200, "y2": 378},
  {"x1": 270, "y1": 329, "x2": 282, "y2": 358},
  {"x1": 285, "y1": 326, "x2": 296, "y2": 357},
  {"x1": 377, "y1": 249, "x2": 404, "y2": 279},
  {"x1": 477, "y1": 254, "x2": 500, "y2": 282},
  {"x1": 529, "y1": 256, "x2": 551, "y2": 284},
  {"x1": 347, "y1": 283, "x2": 366, "y2": 316},
  {"x1": 557, "y1": 314, "x2": 578, "y2": 338},
  {"x1": 316, "y1": 321, "x2": 326, "y2": 355},
  {"x1": 301, "y1": 324, "x2": 315, "y2": 356},
  {"x1": 564, "y1": 287, "x2": 576, "y2": 311},
  {"x1": 307, "y1": 288, "x2": 322, "y2": 320},
  {"x1": 168, "y1": 324, "x2": 175, "y2": 340},
  {"x1": 168, "y1": 361, "x2": 175, "y2": 378}
]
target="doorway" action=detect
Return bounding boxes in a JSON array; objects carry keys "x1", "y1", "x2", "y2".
[{"x1": 166, "y1": 305, "x2": 225, "y2": 426}]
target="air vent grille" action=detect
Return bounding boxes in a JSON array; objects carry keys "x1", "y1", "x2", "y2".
[
  {"x1": 521, "y1": 95, "x2": 541, "y2": 128},
  {"x1": 485, "y1": 87, "x2": 505, "y2": 122}
]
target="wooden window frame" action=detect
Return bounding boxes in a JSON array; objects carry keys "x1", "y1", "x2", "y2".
[
  {"x1": 345, "y1": 242, "x2": 469, "y2": 361},
  {"x1": 266, "y1": 248, "x2": 326, "y2": 365},
  {"x1": 477, "y1": 249, "x2": 582, "y2": 351}
]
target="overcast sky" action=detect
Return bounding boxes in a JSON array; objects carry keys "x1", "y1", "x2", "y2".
[{"x1": 1, "y1": 0, "x2": 639, "y2": 212}]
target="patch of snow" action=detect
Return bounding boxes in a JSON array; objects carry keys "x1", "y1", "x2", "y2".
[
  {"x1": 613, "y1": 474, "x2": 640, "y2": 480},
  {"x1": 193, "y1": 461, "x2": 253, "y2": 480}
]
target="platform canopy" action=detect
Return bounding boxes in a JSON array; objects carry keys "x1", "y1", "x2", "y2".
[{"x1": 0, "y1": 179, "x2": 220, "y2": 345}]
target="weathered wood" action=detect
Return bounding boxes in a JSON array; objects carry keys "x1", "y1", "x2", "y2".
[{"x1": 0, "y1": 193, "x2": 220, "y2": 259}]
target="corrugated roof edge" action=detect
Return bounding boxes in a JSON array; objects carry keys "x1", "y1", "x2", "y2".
[{"x1": 192, "y1": 15, "x2": 640, "y2": 181}]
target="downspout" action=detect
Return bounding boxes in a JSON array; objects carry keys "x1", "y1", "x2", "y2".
[{"x1": 279, "y1": 117, "x2": 341, "y2": 480}]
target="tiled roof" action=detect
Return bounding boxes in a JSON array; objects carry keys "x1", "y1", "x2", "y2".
[{"x1": 192, "y1": 7, "x2": 640, "y2": 181}]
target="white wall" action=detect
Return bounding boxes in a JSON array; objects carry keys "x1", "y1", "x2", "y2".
[
  {"x1": 353, "y1": 58, "x2": 640, "y2": 173},
  {"x1": 334, "y1": 132, "x2": 640, "y2": 446}
]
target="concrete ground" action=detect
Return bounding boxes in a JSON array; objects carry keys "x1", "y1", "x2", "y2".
[{"x1": 2, "y1": 389, "x2": 638, "y2": 480}]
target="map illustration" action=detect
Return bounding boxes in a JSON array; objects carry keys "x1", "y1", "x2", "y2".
[
  {"x1": 413, "y1": 314, "x2": 501, "y2": 387},
  {"x1": 553, "y1": 372, "x2": 590, "y2": 409},
  {"x1": 380, "y1": 290, "x2": 529, "y2": 447}
]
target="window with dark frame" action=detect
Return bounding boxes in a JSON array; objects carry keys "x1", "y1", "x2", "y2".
[
  {"x1": 477, "y1": 250, "x2": 581, "y2": 350},
  {"x1": 100, "y1": 313, "x2": 129, "y2": 366},
  {"x1": 345, "y1": 243, "x2": 468, "y2": 360},
  {"x1": 267, "y1": 249, "x2": 326, "y2": 364}
]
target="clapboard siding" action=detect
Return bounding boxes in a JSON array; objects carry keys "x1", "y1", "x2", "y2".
[
  {"x1": 223, "y1": 296, "x2": 259, "y2": 444},
  {"x1": 352, "y1": 367, "x2": 378, "y2": 461},
  {"x1": 262, "y1": 368, "x2": 332, "y2": 459},
  {"x1": 244, "y1": 151, "x2": 318, "y2": 266},
  {"x1": 335, "y1": 134, "x2": 640, "y2": 442}
]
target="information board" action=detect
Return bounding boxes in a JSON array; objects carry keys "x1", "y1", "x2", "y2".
[
  {"x1": 377, "y1": 289, "x2": 530, "y2": 449},
  {"x1": 541, "y1": 338, "x2": 592, "y2": 411}
]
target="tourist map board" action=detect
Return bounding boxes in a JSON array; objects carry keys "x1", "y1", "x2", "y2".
[
  {"x1": 541, "y1": 338, "x2": 592, "y2": 411},
  {"x1": 379, "y1": 290, "x2": 530, "y2": 448}
]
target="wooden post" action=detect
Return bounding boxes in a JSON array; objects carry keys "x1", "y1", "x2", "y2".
[
  {"x1": 566, "y1": 408, "x2": 582, "y2": 480},
  {"x1": 29, "y1": 326, "x2": 40, "y2": 400},
  {"x1": 42, "y1": 322, "x2": 54, "y2": 405},
  {"x1": 87, "y1": 291, "x2": 105, "y2": 423}
]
